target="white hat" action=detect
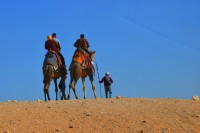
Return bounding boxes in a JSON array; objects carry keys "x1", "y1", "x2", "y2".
[{"x1": 105, "y1": 72, "x2": 110, "y2": 75}]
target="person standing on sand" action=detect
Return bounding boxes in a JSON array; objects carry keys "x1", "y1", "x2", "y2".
[{"x1": 99, "y1": 72, "x2": 113, "y2": 98}]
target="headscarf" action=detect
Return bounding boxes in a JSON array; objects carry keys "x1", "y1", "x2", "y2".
[{"x1": 47, "y1": 35, "x2": 52, "y2": 40}]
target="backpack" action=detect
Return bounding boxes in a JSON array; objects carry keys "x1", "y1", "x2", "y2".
[{"x1": 105, "y1": 76, "x2": 112, "y2": 86}]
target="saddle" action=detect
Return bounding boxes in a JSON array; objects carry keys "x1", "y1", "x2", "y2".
[
  {"x1": 43, "y1": 51, "x2": 60, "y2": 72},
  {"x1": 73, "y1": 50, "x2": 86, "y2": 67},
  {"x1": 71, "y1": 50, "x2": 95, "y2": 74}
]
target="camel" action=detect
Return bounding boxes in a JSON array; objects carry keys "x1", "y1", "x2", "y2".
[
  {"x1": 67, "y1": 51, "x2": 97, "y2": 99},
  {"x1": 42, "y1": 51, "x2": 67, "y2": 101}
]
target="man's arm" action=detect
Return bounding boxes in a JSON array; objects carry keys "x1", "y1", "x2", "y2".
[
  {"x1": 45, "y1": 41, "x2": 49, "y2": 50},
  {"x1": 99, "y1": 77, "x2": 104, "y2": 83},
  {"x1": 52, "y1": 40, "x2": 60, "y2": 52},
  {"x1": 86, "y1": 40, "x2": 90, "y2": 48},
  {"x1": 74, "y1": 39, "x2": 79, "y2": 48},
  {"x1": 110, "y1": 77, "x2": 113, "y2": 83},
  {"x1": 57, "y1": 42, "x2": 61, "y2": 50}
]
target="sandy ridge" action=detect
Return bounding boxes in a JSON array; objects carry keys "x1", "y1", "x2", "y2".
[{"x1": 0, "y1": 98, "x2": 200, "y2": 133}]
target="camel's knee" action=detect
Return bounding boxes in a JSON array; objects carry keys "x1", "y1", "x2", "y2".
[
  {"x1": 69, "y1": 84, "x2": 72, "y2": 89},
  {"x1": 91, "y1": 84, "x2": 96, "y2": 91},
  {"x1": 92, "y1": 87, "x2": 95, "y2": 91},
  {"x1": 71, "y1": 83, "x2": 75, "y2": 89},
  {"x1": 72, "y1": 88, "x2": 76, "y2": 91},
  {"x1": 44, "y1": 89, "x2": 48, "y2": 93}
]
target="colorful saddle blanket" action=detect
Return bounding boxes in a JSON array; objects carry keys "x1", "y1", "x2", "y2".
[
  {"x1": 73, "y1": 50, "x2": 86, "y2": 67},
  {"x1": 73, "y1": 50, "x2": 94, "y2": 74},
  {"x1": 43, "y1": 51, "x2": 59, "y2": 71}
]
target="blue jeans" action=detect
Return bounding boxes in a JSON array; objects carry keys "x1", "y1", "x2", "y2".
[{"x1": 105, "y1": 86, "x2": 112, "y2": 98}]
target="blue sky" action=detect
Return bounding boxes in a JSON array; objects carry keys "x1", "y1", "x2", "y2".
[{"x1": 0, "y1": 0, "x2": 200, "y2": 101}]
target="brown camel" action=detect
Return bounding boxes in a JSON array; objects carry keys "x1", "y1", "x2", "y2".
[
  {"x1": 43, "y1": 51, "x2": 67, "y2": 101},
  {"x1": 67, "y1": 51, "x2": 97, "y2": 99}
]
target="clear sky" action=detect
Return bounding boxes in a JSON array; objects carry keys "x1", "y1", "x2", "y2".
[{"x1": 0, "y1": 0, "x2": 200, "y2": 101}]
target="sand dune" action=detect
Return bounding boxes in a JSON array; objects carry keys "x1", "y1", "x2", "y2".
[{"x1": 0, "y1": 98, "x2": 200, "y2": 133}]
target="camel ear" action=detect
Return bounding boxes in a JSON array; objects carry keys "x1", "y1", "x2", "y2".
[{"x1": 90, "y1": 51, "x2": 95, "y2": 62}]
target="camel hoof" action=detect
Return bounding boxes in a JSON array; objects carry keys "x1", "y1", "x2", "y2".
[
  {"x1": 66, "y1": 96, "x2": 70, "y2": 100},
  {"x1": 63, "y1": 96, "x2": 68, "y2": 100}
]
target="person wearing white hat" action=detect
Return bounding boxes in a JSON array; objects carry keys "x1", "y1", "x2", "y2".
[{"x1": 99, "y1": 72, "x2": 113, "y2": 98}]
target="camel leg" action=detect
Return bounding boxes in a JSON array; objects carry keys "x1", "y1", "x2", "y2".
[
  {"x1": 89, "y1": 75, "x2": 97, "y2": 98},
  {"x1": 67, "y1": 86, "x2": 71, "y2": 100},
  {"x1": 81, "y1": 77, "x2": 86, "y2": 99},
  {"x1": 59, "y1": 77, "x2": 66, "y2": 100},
  {"x1": 59, "y1": 78, "x2": 66, "y2": 100},
  {"x1": 54, "y1": 79, "x2": 58, "y2": 100},
  {"x1": 47, "y1": 91, "x2": 51, "y2": 101},
  {"x1": 91, "y1": 80, "x2": 97, "y2": 98},
  {"x1": 61, "y1": 76, "x2": 67, "y2": 100},
  {"x1": 44, "y1": 84, "x2": 47, "y2": 101},
  {"x1": 44, "y1": 93, "x2": 47, "y2": 101},
  {"x1": 61, "y1": 86, "x2": 66, "y2": 100},
  {"x1": 67, "y1": 77, "x2": 73, "y2": 100},
  {"x1": 72, "y1": 78, "x2": 79, "y2": 99},
  {"x1": 44, "y1": 83, "x2": 51, "y2": 101},
  {"x1": 44, "y1": 84, "x2": 51, "y2": 101},
  {"x1": 62, "y1": 89, "x2": 66, "y2": 100},
  {"x1": 44, "y1": 91, "x2": 47, "y2": 101},
  {"x1": 43, "y1": 65, "x2": 54, "y2": 101}
]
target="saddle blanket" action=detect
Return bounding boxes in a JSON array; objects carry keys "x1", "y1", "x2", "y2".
[{"x1": 43, "y1": 51, "x2": 59, "y2": 70}]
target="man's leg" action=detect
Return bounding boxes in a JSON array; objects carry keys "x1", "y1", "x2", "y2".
[
  {"x1": 58, "y1": 52, "x2": 66, "y2": 67},
  {"x1": 105, "y1": 87, "x2": 108, "y2": 98},
  {"x1": 108, "y1": 86, "x2": 112, "y2": 98}
]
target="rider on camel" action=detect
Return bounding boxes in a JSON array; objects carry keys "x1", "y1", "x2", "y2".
[
  {"x1": 44, "y1": 35, "x2": 67, "y2": 95},
  {"x1": 45, "y1": 35, "x2": 60, "y2": 53},
  {"x1": 44, "y1": 35, "x2": 67, "y2": 76},
  {"x1": 52, "y1": 33, "x2": 66, "y2": 68},
  {"x1": 71, "y1": 34, "x2": 94, "y2": 74},
  {"x1": 74, "y1": 34, "x2": 90, "y2": 55}
]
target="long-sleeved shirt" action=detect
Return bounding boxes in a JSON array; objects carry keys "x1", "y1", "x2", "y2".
[
  {"x1": 74, "y1": 38, "x2": 89, "y2": 51},
  {"x1": 53, "y1": 38, "x2": 61, "y2": 50},
  {"x1": 99, "y1": 76, "x2": 113, "y2": 86},
  {"x1": 45, "y1": 40, "x2": 60, "y2": 53}
]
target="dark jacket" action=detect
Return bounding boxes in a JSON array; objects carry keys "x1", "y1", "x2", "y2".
[
  {"x1": 45, "y1": 40, "x2": 60, "y2": 53},
  {"x1": 74, "y1": 38, "x2": 89, "y2": 51},
  {"x1": 99, "y1": 76, "x2": 113, "y2": 86}
]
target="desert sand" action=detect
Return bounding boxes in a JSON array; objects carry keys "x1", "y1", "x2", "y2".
[{"x1": 0, "y1": 98, "x2": 200, "y2": 133}]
